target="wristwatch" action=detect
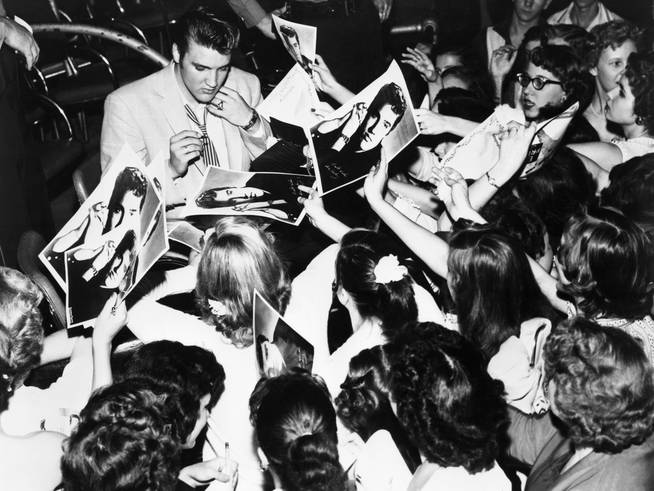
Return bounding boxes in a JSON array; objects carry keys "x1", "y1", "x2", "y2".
[{"x1": 241, "y1": 109, "x2": 259, "y2": 131}]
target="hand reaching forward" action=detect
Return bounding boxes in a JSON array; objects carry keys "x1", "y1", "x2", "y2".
[
  {"x1": 415, "y1": 108, "x2": 449, "y2": 135},
  {"x1": 430, "y1": 167, "x2": 475, "y2": 221},
  {"x1": 92, "y1": 294, "x2": 127, "y2": 348},
  {"x1": 491, "y1": 121, "x2": 537, "y2": 182},
  {"x1": 401, "y1": 47, "x2": 437, "y2": 82},
  {"x1": 490, "y1": 45, "x2": 517, "y2": 80},
  {"x1": 363, "y1": 153, "x2": 389, "y2": 206}
]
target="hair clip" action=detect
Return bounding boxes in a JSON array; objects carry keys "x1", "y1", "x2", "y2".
[
  {"x1": 207, "y1": 299, "x2": 228, "y2": 317},
  {"x1": 373, "y1": 255, "x2": 408, "y2": 284}
]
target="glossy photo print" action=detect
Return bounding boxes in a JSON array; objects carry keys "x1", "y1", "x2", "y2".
[
  {"x1": 311, "y1": 61, "x2": 419, "y2": 194},
  {"x1": 39, "y1": 146, "x2": 161, "y2": 289},
  {"x1": 253, "y1": 290, "x2": 314, "y2": 376},
  {"x1": 184, "y1": 167, "x2": 315, "y2": 225}
]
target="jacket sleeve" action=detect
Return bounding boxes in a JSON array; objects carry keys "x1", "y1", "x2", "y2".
[{"x1": 101, "y1": 92, "x2": 150, "y2": 172}]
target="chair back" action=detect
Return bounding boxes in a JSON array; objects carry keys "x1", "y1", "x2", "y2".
[
  {"x1": 72, "y1": 151, "x2": 101, "y2": 204},
  {"x1": 17, "y1": 231, "x2": 67, "y2": 331}
]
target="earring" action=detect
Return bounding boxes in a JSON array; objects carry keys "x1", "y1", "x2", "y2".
[{"x1": 636, "y1": 115, "x2": 645, "y2": 126}]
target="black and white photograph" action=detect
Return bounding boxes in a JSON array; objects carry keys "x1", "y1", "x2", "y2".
[
  {"x1": 253, "y1": 290, "x2": 314, "y2": 376},
  {"x1": 4, "y1": 3, "x2": 654, "y2": 490},
  {"x1": 311, "y1": 61, "x2": 419, "y2": 194},
  {"x1": 39, "y1": 146, "x2": 161, "y2": 289},
  {"x1": 184, "y1": 167, "x2": 315, "y2": 225},
  {"x1": 64, "y1": 226, "x2": 139, "y2": 329},
  {"x1": 272, "y1": 15, "x2": 317, "y2": 76}
]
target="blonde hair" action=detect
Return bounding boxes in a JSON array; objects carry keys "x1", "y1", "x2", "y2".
[{"x1": 195, "y1": 217, "x2": 290, "y2": 347}]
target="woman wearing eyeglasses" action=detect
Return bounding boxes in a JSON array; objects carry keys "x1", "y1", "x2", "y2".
[{"x1": 416, "y1": 45, "x2": 593, "y2": 142}]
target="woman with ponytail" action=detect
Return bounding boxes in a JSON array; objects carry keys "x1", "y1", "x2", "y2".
[
  {"x1": 249, "y1": 370, "x2": 349, "y2": 491},
  {"x1": 128, "y1": 216, "x2": 292, "y2": 490}
]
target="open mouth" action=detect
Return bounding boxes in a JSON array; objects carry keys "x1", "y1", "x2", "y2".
[{"x1": 522, "y1": 98, "x2": 535, "y2": 110}]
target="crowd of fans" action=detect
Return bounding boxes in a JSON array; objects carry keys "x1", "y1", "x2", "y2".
[{"x1": 1, "y1": 0, "x2": 654, "y2": 490}]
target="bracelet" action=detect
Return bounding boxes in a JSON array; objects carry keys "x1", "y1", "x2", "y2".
[
  {"x1": 241, "y1": 109, "x2": 259, "y2": 131},
  {"x1": 485, "y1": 171, "x2": 501, "y2": 189}
]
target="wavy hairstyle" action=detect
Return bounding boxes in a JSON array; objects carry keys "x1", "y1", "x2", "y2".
[
  {"x1": 601, "y1": 153, "x2": 654, "y2": 236},
  {"x1": 589, "y1": 20, "x2": 642, "y2": 67},
  {"x1": 514, "y1": 146, "x2": 597, "y2": 248},
  {"x1": 525, "y1": 45, "x2": 594, "y2": 114},
  {"x1": 624, "y1": 51, "x2": 654, "y2": 136},
  {"x1": 0, "y1": 267, "x2": 44, "y2": 392},
  {"x1": 447, "y1": 224, "x2": 561, "y2": 361},
  {"x1": 336, "y1": 346, "x2": 421, "y2": 472},
  {"x1": 558, "y1": 206, "x2": 653, "y2": 320},
  {"x1": 335, "y1": 229, "x2": 418, "y2": 340},
  {"x1": 545, "y1": 317, "x2": 654, "y2": 452},
  {"x1": 196, "y1": 217, "x2": 291, "y2": 347},
  {"x1": 121, "y1": 340, "x2": 226, "y2": 410},
  {"x1": 389, "y1": 322, "x2": 508, "y2": 473},
  {"x1": 174, "y1": 7, "x2": 239, "y2": 56},
  {"x1": 61, "y1": 379, "x2": 186, "y2": 491},
  {"x1": 249, "y1": 370, "x2": 346, "y2": 491}
]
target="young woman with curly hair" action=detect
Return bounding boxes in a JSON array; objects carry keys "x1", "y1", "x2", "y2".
[
  {"x1": 509, "y1": 317, "x2": 654, "y2": 490},
  {"x1": 387, "y1": 322, "x2": 511, "y2": 490},
  {"x1": 128, "y1": 216, "x2": 291, "y2": 490},
  {"x1": 336, "y1": 346, "x2": 421, "y2": 490},
  {"x1": 569, "y1": 51, "x2": 654, "y2": 171},
  {"x1": 531, "y1": 206, "x2": 654, "y2": 362}
]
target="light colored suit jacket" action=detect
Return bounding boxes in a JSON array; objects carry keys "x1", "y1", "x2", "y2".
[{"x1": 101, "y1": 63, "x2": 270, "y2": 205}]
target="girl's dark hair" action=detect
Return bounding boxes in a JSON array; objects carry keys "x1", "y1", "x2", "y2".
[
  {"x1": 389, "y1": 322, "x2": 508, "y2": 473},
  {"x1": 335, "y1": 229, "x2": 418, "y2": 339},
  {"x1": 514, "y1": 146, "x2": 597, "y2": 248},
  {"x1": 434, "y1": 87, "x2": 494, "y2": 123},
  {"x1": 542, "y1": 24, "x2": 593, "y2": 64},
  {"x1": 447, "y1": 224, "x2": 561, "y2": 361},
  {"x1": 558, "y1": 207, "x2": 653, "y2": 320},
  {"x1": 62, "y1": 379, "x2": 185, "y2": 491},
  {"x1": 121, "y1": 340, "x2": 226, "y2": 410},
  {"x1": 624, "y1": 51, "x2": 654, "y2": 136},
  {"x1": 545, "y1": 317, "x2": 654, "y2": 452},
  {"x1": 526, "y1": 45, "x2": 594, "y2": 113},
  {"x1": 249, "y1": 370, "x2": 346, "y2": 491},
  {"x1": 336, "y1": 346, "x2": 421, "y2": 472},
  {"x1": 601, "y1": 153, "x2": 654, "y2": 236},
  {"x1": 196, "y1": 217, "x2": 291, "y2": 347}
]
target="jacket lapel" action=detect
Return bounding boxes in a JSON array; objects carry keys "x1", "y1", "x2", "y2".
[{"x1": 154, "y1": 63, "x2": 191, "y2": 135}]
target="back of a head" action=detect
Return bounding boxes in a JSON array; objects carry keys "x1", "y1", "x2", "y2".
[
  {"x1": 558, "y1": 206, "x2": 652, "y2": 320},
  {"x1": 545, "y1": 317, "x2": 654, "y2": 453},
  {"x1": 62, "y1": 380, "x2": 183, "y2": 491},
  {"x1": 121, "y1": 340, "x2": 226, "y2": 409},
  {"x1": 173, "y1": 7, "x2": 239, "y2": 57},
  {"x1": 388, "y1": 322, "x2": 508, "y2": 473},
  {"x1": 434, "y1": 87, "x2": 494, "y2": 123},
  {"x1": 0, "y1": 267, "x2": 44, "y2": 388},
  {"x1": 335, "y1": 229, "x2": 418, "y2": 339},
  {"x1": 514, "y1": 146, "x2": 596, "y2": 247},
  {"x1": 601, "y1": 154, "x2": 654, "y2": 235},
  {"x1": 250, "y1": 370, "x2": 346, "y2": 491},
  {"x1": 543, "y1": 24, "x2": 592, "y2": 63},
  {"x1": 447, "y1": 224, "x2": 556, "y2": 360},
  {"x1": 196, "y1": 216, "x2": 290, "y2": 347},
  {"x1": 336, "y1": 346, "x2": 422, "y2": 472}
]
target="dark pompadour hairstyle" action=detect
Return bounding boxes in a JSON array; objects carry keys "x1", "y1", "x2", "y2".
[{"x1": 174, "y1": 7, "x2": 240, "y2": 56}]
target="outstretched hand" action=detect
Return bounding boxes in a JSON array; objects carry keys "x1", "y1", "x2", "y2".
[
  {"x1": 492, "y1": 121, "x2": 537, "y2": 182},
  {"x1": 92, "y1": 294, "x2": 127, "y2": 347},
  {"x1": 363, "y1": 153, "x2": 389, "y2": 206},
  {"x1": 490, "y1": 45, "x2": 517, "y2": 79},
  {"x1": 401, "y1": 47, "x2": 437, "y2": 82},
  {"x1": 430, "y1": 167, "x2": 474, "y2": 221},
  {"x1": 297, "y1": 184, "x2": 327, "y2": 227}
]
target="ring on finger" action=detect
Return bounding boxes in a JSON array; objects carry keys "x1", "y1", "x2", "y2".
[{"x1": 214, "y1": 100, "x2": 224, "y2": 110}]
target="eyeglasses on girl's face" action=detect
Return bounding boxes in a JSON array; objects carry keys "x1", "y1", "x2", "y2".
[{"x1": 515, "y1": 73, "x2": 563, "y2": 90}]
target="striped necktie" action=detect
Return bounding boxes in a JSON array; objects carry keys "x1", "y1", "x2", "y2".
[{"x1": 184, "y1": 104, "x2": 220, "y2": 168}]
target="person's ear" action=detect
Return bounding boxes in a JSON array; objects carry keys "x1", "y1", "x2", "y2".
[
  {"x1": 589, "y1": 66, "x2": 598, "y2": 77},
  {"x1": 336, "y1": 285, "x2": 350, "y2": 307},
  {"x1": 172, "y1": 43, "x2": 181, "y2": 64},
  {"x1": 256, "y1": 447, "x2": 270, "y2": 470}
]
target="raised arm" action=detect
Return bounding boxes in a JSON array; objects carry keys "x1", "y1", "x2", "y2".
[
  {"x1": 298, "y1": 185, "x2": 351, "y2": 243},
  {"x1": 364, "y1": 158, "x2": 449, "y2": 278}
]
